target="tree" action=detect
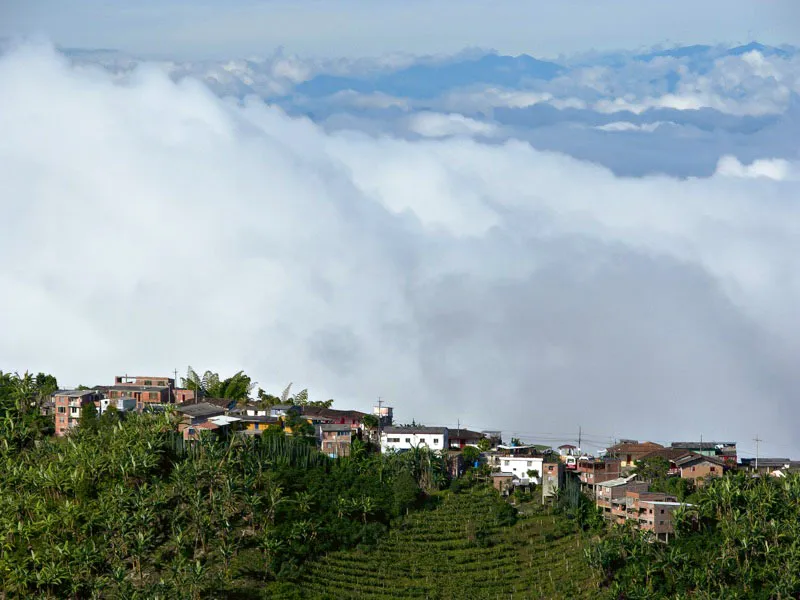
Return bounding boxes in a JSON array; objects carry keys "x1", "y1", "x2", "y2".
[
  {"x1": 511, "y1": 437, "x2": 522, "y2": 447},
  {"x1": 632, "y1": 456, "x2": 670, "y2": 482},
  {"x1": 461, "y1": 446, "x2": 480, "y2": 468},
  {"x1": 79, "y1": 401, "x2": 98, "y2": 432},
  {"x1": 182, "y1": 367, "x2": 256, "y2": 404},
  {"x1": 477, "y1": 438, "x2": 491, "y2": 452}
]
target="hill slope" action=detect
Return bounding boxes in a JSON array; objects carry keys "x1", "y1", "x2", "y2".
[{"x1": 265, "y1": 485, "x2": 600, "y2": 599}]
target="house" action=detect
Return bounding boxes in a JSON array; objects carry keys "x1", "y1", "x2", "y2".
[
  {"x1": 674, "y1": 453, "x2": 726, "y2": 485},
  {"x1": 541, "y1": 461, "x2": 565, "y2": 504},
  {"x1": 637, "y1": 448, "x2": 696, "y2": 475},
  {"x1": 605, "y1": 441, "x2": 665, "y2": 468},
  {"x1": 269, "y1": 404, "x2": 301, "y2": 418},
  {"x1": 236, "y1": 414, "x2": 280, "y2": 435},
  {"x1": 320, "y1": 424, "x2": 353, "y2": 458},
  {"x1": 105, "y1": 375, "x2": 173, "y2": 411},
  {"x1": 576, "y1": 458, "x2": 622, "y2": 496},
  {"x1": 381, "y1": 427, "x2": 449, "y2": 453},
  {"x1": 624, "y1": 491, "x2": 681, "y2": 541},
  {"x1": 558, "y1": 444, "x2": 578, "y2": 457},
  {"x1": 301, "y1": 406, "x2": 366, "y2": 430},
  {"x1": 481, "y1": 431, "x2": 503, "y2": 447},
  {"x1": 671, "y1": 441, "x2": 737, "y2": 466},
  {"x1": 492, "y1": 453, "x2": 544, "y2": 484},
  {"x1": 739, "y1": 457, "x2": 792, "y2": 475},
  {"x1": 173, "y1": 388, "x2": 196, "y2": 404},
  {"x1": 176, "y1": 402, "x2": 227, "y2": 439},
  {"x1": 52, "y1": 389, "x2": 103, "y2": 436},
  {"x1": 183, "y1": 420, "x2": 220, "y2": 440},
  {"x1": 596, "y1": 477, "x2": 648, "y2": 519},
  {"x1": 448, "y1": 429, "x2": 485, "y2": 450},
  {"x1": 99, "y1": 397, "x2": 137, "y2": 415},
  {"x1": 492, "y1": 473, "x2": 515, "y2": 495}
]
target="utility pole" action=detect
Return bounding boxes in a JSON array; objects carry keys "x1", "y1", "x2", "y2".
[
  {"x1": 578, "y1": 425, "x2": 582, "y2": 454},
  {"x1": 377, "y1": 396, "x2": 383, "y2": 447},
  {"x1": 754, "y1": 434, "x2": 762, "y2": 472}
]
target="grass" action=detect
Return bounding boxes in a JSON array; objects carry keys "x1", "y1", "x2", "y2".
[{"x1": 257, "y1": 484, "x2": 602, "y2": 599}]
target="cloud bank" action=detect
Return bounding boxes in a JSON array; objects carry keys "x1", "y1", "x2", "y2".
[{"x1": 1, "y1": 43, "x2": 799, "y2": 457}]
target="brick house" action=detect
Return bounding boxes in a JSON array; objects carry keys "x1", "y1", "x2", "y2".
[
  {"x1": 671, "y1": 441, "x2": 737, "y2": 466},
  {"x1": 320, "y1": 424, "x2": 353, "y2": 458},
  {"x1": 301, "y1": 406, "x2": 367, "y2": 431},
  {"x1": 52, "y1": 389, "x2": 103, "y2": 436},
  {"x1": 105, "y1": 375, "x2": 174, "y2": 411},
  {"x1": 675, "y1": 453, "x2": 726, "y2": 485},
  {"x1": 176, "y1": 402, "x2": 226, "y2": 439}
]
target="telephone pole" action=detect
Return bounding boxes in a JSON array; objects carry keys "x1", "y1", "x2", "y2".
[
  {"x1": 578, "y1": 425, "x2": 582, "y2": 454},
  {"x1": 754, "y1": 434, "x2": 762, "y2": 471},
  {"x1": 377, "y1": 396, "x2": 384, "y2": 446}
]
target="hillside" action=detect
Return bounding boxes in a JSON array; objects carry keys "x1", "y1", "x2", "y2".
[{"x1": 262, "y1": 485, "x2": 601, "y2": 599}]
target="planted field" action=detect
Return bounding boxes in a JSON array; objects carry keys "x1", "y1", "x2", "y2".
[{"x1": 263, "y1": 485, "x2": 601, "y2": 599}]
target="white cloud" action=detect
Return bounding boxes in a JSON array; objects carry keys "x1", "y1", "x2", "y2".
[
  {"x1": 716, "y1": 155, "x2": 795, "y2": 180},
  {"x1": 594, "y1": 121, "x2": 666, "y2": 132},
  {"x1": 2, "y1": 43, "x2": 800, "y2": 455},
  {"x1": 406, "y1": 112, "x2": 498, "y2": 138}
]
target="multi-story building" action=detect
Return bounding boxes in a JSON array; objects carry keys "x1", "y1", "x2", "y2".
[
  {"x1": 105, "y1": 375, "x2": 173, "y2": 410},
  {"x1": 302, "y1": 406, "x2": 366, "y2": 431},
  {"x1": 449, "y1": 429, "x2": 485, "y2": 450},
  {"x1": 320, "y1": 424, "x2": 353, "y2": 458},
  {"x1": 576, "y1": 458, "x2": 622, "y2": 496},
  {"x1": 541, "y1": 461, "x2": 565, "y2": 504},
  {"x1": 52, "y1": 389, "x2": 103, "y2": 436},
  {"x1": 381, "y1": 427, "x2": 448, "y2": 453},
  {"x1": 494, "y1": 454, "x2": 545, "y2": 484}
]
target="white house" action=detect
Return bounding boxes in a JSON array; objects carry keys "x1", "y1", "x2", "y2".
[
  {"x1": 99, "y1": 397, "x2": 137, "y2": 415},
  {"x1": 381, "y1": 427, "x2": 449, "y2": 453},
  {"x1": 496, "y1": 455, "x2": 544, "y2": 484}
]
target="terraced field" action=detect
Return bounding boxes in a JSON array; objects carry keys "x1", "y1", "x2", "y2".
[{"x1": 263, "y1": 485, "x2": 601, "y2": 599}]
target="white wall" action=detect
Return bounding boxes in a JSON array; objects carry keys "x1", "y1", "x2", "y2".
[
  {"x1": 381, "y1": 431, "x2": 449, "y2": 453},
  {"x1": 497, "y1": 456, "x2": 543, "y2": 483}
]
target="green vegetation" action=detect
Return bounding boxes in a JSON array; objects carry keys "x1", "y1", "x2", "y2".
[
  {"x1": 588, "y1": 472, "x2": 800, "y2": 599},
  {"x1": 632, "y1": 456, "x2": 696, "y2": 501},
  {"x1": 0, "y1": 377, "x2": 454, "y2": 599},
  {"x1": 265, "y1": 484, "x2": 601, "y2": 599}
]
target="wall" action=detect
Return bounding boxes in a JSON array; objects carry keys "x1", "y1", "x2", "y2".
[{"x1": 381, "y1": 431, "x2": 448, "y2": 452}]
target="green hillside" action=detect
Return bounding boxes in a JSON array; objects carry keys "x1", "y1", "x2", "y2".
[{"x1": 263, "y1": 485, "x2": 601, "y2": 599}]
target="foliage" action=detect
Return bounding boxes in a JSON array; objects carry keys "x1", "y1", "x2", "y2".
[
  {"x1": 632, "y1": 456, "x2": 670, "y2": 482},
  {"x1": 476, "y1": 437, "x2": 491, "y2": 452},
  {"x1": 461, "y1": 445, "x2": 480, "y2": 467},
  {"x1": 553, "y1": 476, "x2": 604, "y2": 532},
  {"x1": 182, "y1": 367, "x2": 256, "y2": 404},
  {"x1": 0, "y1": 370, "x2": 55, "y2": 450},
  {"x1": 588, "y1": 472, "x2": 800, "y2": 599},
  {"x1": 0, "y1": 404, "x2": 451, "y2": 598},
  {"x1": 263, "y1": 485, "x2": 600, "y2": 599}
]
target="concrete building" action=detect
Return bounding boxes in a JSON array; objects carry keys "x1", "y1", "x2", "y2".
[
  {"x1": 494, "y1": 455, "x2": 544, "y2": 484},
  {"x1": 106, "y1": 375, "x2": 174, "y2": 411},
  {"x1": 541, "y1": 461, "x2": 565, "y2": 503},
  {"x1": 320, "y1": 424, "x2": 353, "y2": 458},
  {"x1": 448, "y1": 429, "x2": 485, "y2": 450},
  {"x1": 381, "y1": 427, "x2": 448, "y2": 453},
  {"x1": 675, "y1": 453, "x2": 727, "y2": 485},
  {"x1": 99, "y1": 397, "x2": 137, "y2": 415},
  {"x1": 576, "y1": 458, "x2": 622, "y2": 496},
  {"x1": 52, "y1": 389, "x2": 103, "y2": 436},
  {"x1": 301, "y1": 407, "x2": 366, "y2": 431},
  {"x1": 176, "y1": 402, "x2": 227, "y2": 439}
]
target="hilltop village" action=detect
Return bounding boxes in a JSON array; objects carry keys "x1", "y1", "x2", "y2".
[{"x1": 49, "y1": 373, "x2": 799, "y2": 542}]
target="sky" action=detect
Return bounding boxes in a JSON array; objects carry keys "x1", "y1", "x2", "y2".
[
  {"x1": 1, "y1": 0, "x2": 799, "y2": 58},
  {"x1": 1, "y1": 2, "x2": 799, "y2": 458}
]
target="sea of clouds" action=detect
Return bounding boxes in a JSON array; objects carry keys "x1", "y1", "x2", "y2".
[{"x1": 1, "y1": 40, "x2": 799, "y2": 455}]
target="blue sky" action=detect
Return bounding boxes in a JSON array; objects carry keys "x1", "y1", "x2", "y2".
[{"x1": 3, "y1": 0, "x2": 800, "y2": 58}]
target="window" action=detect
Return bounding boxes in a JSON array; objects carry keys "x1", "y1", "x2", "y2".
[
  {"x1": 660, "y1": 509, "x2": 664, "y2": 514},
  {"x1": 527, "y1": 461, "x2": 532, "y2": 466},
  {"x1": 710, "y1": 466, "x2": 716, "y2": 472},
  {"x1": 387, "y1": 437, "x2": 400, "y2": 443},
  {"x1": 158, "y1": 380, "x2": 166, "y2": 386},
  {"x1": 659, "y1": 520, "x2": 664, "y2": 525},
  {"x1": 149, "y1": 392, "x2": 159, "y2": 400},
  {"x1": 144, "y1": 380, "x2": 153, "y2": 386},
  {"x1": 58, "y1": 407, "x2": 66, "y2": 414},
  {"x1": 433, "y1": 438, "x2": 439, "y2": 444},
  {"x1": 692, "y1": 466, "x2": 696, "y2": 472},
  {"x1": 405, "y1": 438, "x2": 411, "y2": 443},
  {"x1": 254, "y1": 423, "x2": 260, "y2": 431},
  {"x1": 503, "y1": 460, "x2": 509, "y2": 467},
  {"x1": 70, "y1": 407, "x2": 78, "y2": 415}
]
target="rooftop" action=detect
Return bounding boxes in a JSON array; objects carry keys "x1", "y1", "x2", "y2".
[
  {"x1": 107, "y1": 384, "x2": 169, "y2": 392},
  {"x1": 320, "y1": 424, "x2": 354, "y2": 433},
  {"x1": 671, "y1": 441, "x2": 736, "y2": 449},
  {"x1": 176, "y1": 402, "x2": 227, "y2": 418},
  {"x1": 383, "y1": 426, "x2": 447, "y2": 435},
  {"x1": 53, "y1": 389, "x2": 98, "y2": 398},
  {"x1": 302, "y1": 406, "x2": 367, "y2": 420},
  {"x1": 674, "y1": 453, "x2": 727, "y2": 467}
]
